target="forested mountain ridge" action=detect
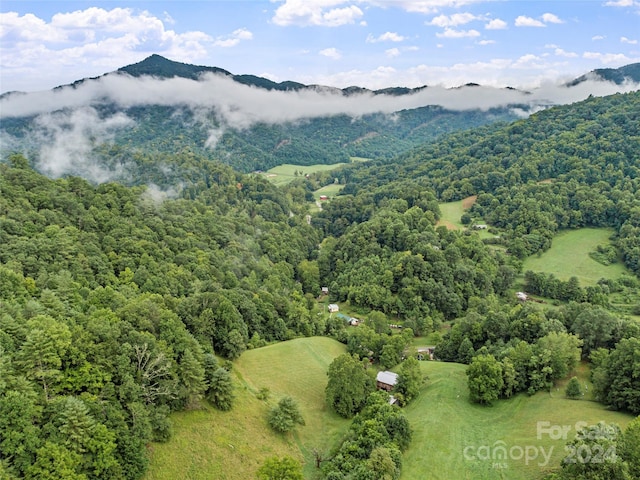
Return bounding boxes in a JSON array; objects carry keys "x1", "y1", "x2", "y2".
[
  {"x1": 2, "y1": 56, "x2": 637, "y2": 178},
  {"x1": 328, "y1": 91, "x2": 640, "y2": 273},
  {"x1": 567, "y1": 62, "x2": 640, "y2": 86}
]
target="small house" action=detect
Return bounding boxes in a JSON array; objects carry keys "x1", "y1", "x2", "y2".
[
  {"x1": 328, "y1": 304, "x2": 339, "y2": 313},
  {"x1": 516, "y1": 292, "x2": 528, "y2": 302},
  {"x1": 417, "y1": 346, "x2": 436, "y2": 361},
  {"x1": 349, "y1": 317, "x2": 360, "y2": 326},
  {"x1": 321, "y1": 286, "x2": 329, "y2": 295},
  {"x1": 376, "y1": 371, "x2": 398, "y2": 392},
  {"x1": 319, "y1": 195, "x2": 328, "y2": 200}
]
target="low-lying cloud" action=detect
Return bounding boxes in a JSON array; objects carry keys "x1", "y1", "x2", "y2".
[
  {"x1": 32, "y1": 107, "x2": 133, "y2": 182},
  {"x1": 2, "y1": 71, "x2": 638, "y2": 131},
  {"x1": 1, "y1": 71, "x2": 638, "y2": 184}
]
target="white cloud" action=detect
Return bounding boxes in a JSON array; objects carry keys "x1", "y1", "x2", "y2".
[
  {"x1": 367, "y1": 31, "x2": 405, "y2": 43},
  {"x1": 374, "y1": 1, "x2": 485, "y2": 14},
  {"x1": 33, "y1": 107, "x2": 133, "y2": 182},
  {"x1": 485, "y1": 18, "x2": 507, "y2": 30},
  {"x1": 604, "y1": 0, "x2": 637, "y2": 6},
  {"x1": 621, "y1": 36, "x2": 638, "y2": 44},
  {"x1": 319, "y1": 47, "x2": 342, "y2": 59},
  {"x1": 436, "y1": 28, "x2": 480, "y2": 38},
  {"x1": 583, "y1": 51, "x2": 633, "y2": 64},
  {"x1": 0, "y1": 7, "x2": 230, "y2": 91},
  {"x1": 477, "y1": 39, "x2": 495, "y2": 45},
  {"x1": 385, "y1": 47, "x2": 400, "y2": 57},
  {"x1": 592, "y1": 35, "x2": 606, "y2": 41},
  {"x1": 2, "y1": 68, "x2": 635, "y2": 187},
  {"x1": 428, "y1": 12, "x2": 481, "y2": 27},
  {"x1": 541, "y1": 13, "x2": 564, "y2": 24},
  {"x1": 213, "y1": 28, "x2": 253, "y2": 47},
  {"x1": 272, "y1": 1, "x2": 363, "y2": 27},
  {"x1": 515, "y1": 16, "x2": 545, "y2": 27},
  {"x1": 554, "y1": 48, "x2": 578, "y2": 58}
]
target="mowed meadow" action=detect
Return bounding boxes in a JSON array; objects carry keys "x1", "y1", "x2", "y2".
[
  {"x1": 144, "y1": 337, "x2": 348, "y2": 480},
  {"x1": 261, "y1": 163, "x2": 347, "y2": 186},
  {"x1": 144, "y1": 337, "x2": 634, "y2": 480},
  {"x1": 401, "y1": 361, "x2": 633, "y2": 480},
  {"x1": 522, "y1": 228, "x2": 628, "y2": 286}
]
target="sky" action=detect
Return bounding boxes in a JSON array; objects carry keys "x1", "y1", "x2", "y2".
[{"x1": 1, "y1": 0, "x2": 640, "y2": 94}]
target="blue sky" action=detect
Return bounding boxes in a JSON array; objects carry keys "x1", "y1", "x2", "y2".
[{"x1": 1, "y1": 0, "x2": 639, "y2": 93}]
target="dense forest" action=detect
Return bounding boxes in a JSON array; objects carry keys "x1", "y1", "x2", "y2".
[{"x1": 1, "y1": 87, "x2": 639, "y2": 479}]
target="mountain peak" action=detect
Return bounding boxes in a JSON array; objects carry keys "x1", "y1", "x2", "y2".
[
  {"x1": 567, "y1": 62, "x2": 640, "y2": 86},
  {"x1": 118, "y1": 55, "x2": 231, "y2": 80}
]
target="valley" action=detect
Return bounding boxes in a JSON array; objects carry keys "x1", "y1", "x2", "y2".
[{"x1": 1, "y1": 56, "x2": 639, "y2": 480}]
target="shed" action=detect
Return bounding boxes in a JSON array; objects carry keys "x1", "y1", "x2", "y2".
[
  {"x1": 328, "y1": 304, "x2": 339, "y2": 313},
  {"x1": 321, "y1": 286, "x2": 329, "y2": 295},
  {"x1": 376, "y1": 371, "x2": 399, "y2": 392}
]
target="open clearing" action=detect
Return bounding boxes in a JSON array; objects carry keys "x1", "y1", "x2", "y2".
[
  {"x1": 436, "y1": 199, "x2": 466, "y2": 230},
  {"x1": 522, "y1": 228, "x2": 629, "y2": 286},
  {"x1": 437, "y1": 196, "x2": 493, "y2": 240},
  {"x1": 144, "y1": 337, "x2": 347, "y2": 480},
  {"x1": 401, "y1": 361, "x2": 633, "y2": 480},
  {"x1": 313, "y1": 183, "x2": 343, "y2": 200},
  {"x1": 262, "y1": 163, "x2": 347, "y2": 186}
]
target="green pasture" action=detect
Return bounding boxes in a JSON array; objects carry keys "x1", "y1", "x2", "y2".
[
  {"x1": 522, "y1": 228, "x2": 629, "y2": 286},
  {"x1": 313, "y1": 183, "x2": 344, "y2": 200},
  {"x1": 263, "y1": 163, "x2": 347, "y2": 186},
  {"x1": 437, "y1": 198, "x2": 495, "y2": 240},
  {"x1": 401, "y1": 361, "x2": 633, "y2": 480},
  {"x1": 437, "y1": 199, "x2": 466, "y2": 230},
  {"x1": 145, "y1": 337, "x2": 348, "y2": 480}
]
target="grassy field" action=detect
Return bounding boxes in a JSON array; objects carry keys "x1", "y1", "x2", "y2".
[
  {"x1": 437, "y1": 199, "x2": 466, "y2": 230},
  {"x1": 144, "y1": 337, "x2": 347, "y2": 480},
  {"x1": 262, "y1": 163, "x2": 347, "y2": 186},
  {"x1": 437, "y1": 197, "x2": 496, "y2": 240},
  {"x1": 401, "y1": 361, "x2": 634, "y2": 480},
  {"x1": 522, "y1": 228, "x2": 629, "y2": 286},
  {"x1": 313, "y1": 183, "x2": 344, "y2": 200}
]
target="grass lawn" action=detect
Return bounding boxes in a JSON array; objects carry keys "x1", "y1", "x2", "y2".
[
  {"x1": 144, "y1": 337, "x2": 348, "y2": 480},
  {"x1": 401, "y1": 361, "x2": 634, "y2": 480},
  {"x1": 522, "y1": 228, "x2": 629, "y2": 286},
  {"x1": 262, "y1": 163, "x2": 347, "y2": 186}
]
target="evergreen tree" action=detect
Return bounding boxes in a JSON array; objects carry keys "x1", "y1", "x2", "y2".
[
  {"x1": 206, "y1": 367, "x2": 235, "y2": 411},
  {"x1": 565, "y1": 376, "x2": 583, "y2": 399},
  {"x1": 179, "y1": 348, "x2": 207, "y2": 405}
]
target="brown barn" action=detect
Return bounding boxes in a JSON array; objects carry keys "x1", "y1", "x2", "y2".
[{"x1": 376, "y1": 371, "x2": 398, "y2": 392}]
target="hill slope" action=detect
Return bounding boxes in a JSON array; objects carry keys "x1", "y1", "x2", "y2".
[{"x1": 145, "y1": 337, "x2": 348, "y2": 480}]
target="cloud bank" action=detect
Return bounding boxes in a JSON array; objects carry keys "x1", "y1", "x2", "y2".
[
  {"x1": 2, "y1": 71, "x2": 638, "y2": 129},
  {"x1": 1, "y1": 69, "x2": 638, "y2": 183}
]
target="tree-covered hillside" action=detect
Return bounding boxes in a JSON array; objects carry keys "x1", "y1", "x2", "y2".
[
  {"x1": 333, "y1": 91, "x2": 640, "y2": 272},
  {"x1": 1, "y1": 87, "x2": 639, "y2": 479},
  {"x1": 1, "y1": 103, "x2": 518, "y2": 174}
]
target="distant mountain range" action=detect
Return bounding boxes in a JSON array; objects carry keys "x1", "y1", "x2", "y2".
[
  {"x1": 46, "y1": 55, "x2": 640, "y2": 96},
  {"x1": 1, "y1": 55, "x2": 639, "y2": 181}
]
